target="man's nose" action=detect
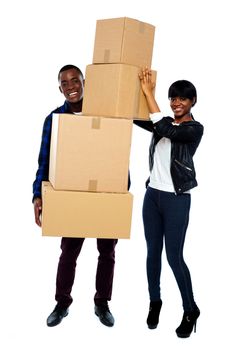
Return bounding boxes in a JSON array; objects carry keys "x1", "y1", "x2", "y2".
[{"x1": 67, "y1": 81, "x2": 75, "y2": 89}]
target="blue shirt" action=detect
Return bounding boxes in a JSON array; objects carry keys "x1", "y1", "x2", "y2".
[{"x1": 32, "y1": 100, "x2": 73, "y2": 201}]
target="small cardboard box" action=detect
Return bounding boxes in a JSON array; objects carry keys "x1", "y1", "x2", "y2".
[
  {"x1": 82, "y1": 63, "x2": 156, "y2": 120},
  {"x1": 93, "y1": 17, "x2": 155, "y2": 68},
  {"x1": 41, "y1": 181, "x2": 133, "y2": 239},
  {"x1": 49, "y1": 114, "x2": 132, "y2": 192}
]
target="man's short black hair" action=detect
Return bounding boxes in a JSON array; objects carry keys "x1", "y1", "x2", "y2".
[
  {"x1": 168, "y1": 80, "x2": 197, "y2": 106},
  {"x1": 58, "y1": 64, "x2": 84, "y2": 81}
]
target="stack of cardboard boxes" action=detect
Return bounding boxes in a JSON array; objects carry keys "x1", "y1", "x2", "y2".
[
  {"x1": 42, "y1": 17, "x2": 155, "y2": 239},
  {"x1": 83, "y1": 17, "x2": 156, "y2": 119}
]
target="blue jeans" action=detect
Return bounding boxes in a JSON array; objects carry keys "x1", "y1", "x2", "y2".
[{"x1": 142, "y1": 186, "x2": 196, "y2": 312}]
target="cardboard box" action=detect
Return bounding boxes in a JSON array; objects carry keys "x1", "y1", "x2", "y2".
[
  {"x1": 93, "y1": 17, "x2": 155, "y2": 68},
  {"x1": 42, "y1": 181, "x2": 133, "y2": 239},
  {"x1": 82, "y1": 63, "x2": 156, "y2": 120},
  {"x1": 49, "y1": 114, "x2": 132, "y2": 192}
]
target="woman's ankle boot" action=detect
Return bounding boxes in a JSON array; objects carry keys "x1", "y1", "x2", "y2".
[
  {"x1": 147, "y1": 300, "x2": 162, "y2": 329},
  {"x1": 176, "y1": 306, "x2": 200, "y2": 338}
]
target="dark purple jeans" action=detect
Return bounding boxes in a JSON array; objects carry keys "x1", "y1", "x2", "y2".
[{"x1": 55, "y1": 237, "x2": 118, "y2": 308}]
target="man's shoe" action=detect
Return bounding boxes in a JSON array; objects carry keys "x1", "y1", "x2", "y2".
[
  {"x1": 46, "y1": 305, "x2": 69, "y2": 327},
  {"x1": 95, "y1": 302, "x2": 114, "y2": 327}
]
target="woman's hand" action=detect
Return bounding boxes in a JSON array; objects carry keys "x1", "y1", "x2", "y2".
[
  {"x1": 139, "y1": 67, "x2": 155, "y2": 96},
  {"x1": 139, "y1": 67, "x2": 160, "y2": 113}
]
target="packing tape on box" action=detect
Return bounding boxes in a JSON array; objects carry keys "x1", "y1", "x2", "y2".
[
  {"x1": 89, "y1": 180, "x2": 98, "y2": 191},
  {"x1": 139, "y1": 21, "x2": 145, "y2": 33},
  {"x1": 103, "y1": 49, "x2": 110, "y2": 63},
  {"x1": 92, "y1": 117, "x2": 101, "y2": 129},
  {"x1": 134, "y1": 78, "x2": 140, "y2": 116}
]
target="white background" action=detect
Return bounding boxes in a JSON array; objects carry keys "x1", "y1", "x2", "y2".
[{"x1": 1, "y1": 0, "x2": 243, "y2": 349}]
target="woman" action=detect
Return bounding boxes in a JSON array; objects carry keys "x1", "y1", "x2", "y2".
[{"x1": 136, "y1": 68, "x2": 204, "y2": 338}]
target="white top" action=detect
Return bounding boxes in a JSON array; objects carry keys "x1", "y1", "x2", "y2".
[
  {"x1": 149, "y1": 136, "x2": 174, "y2": 192},
  {"x1": 148, "y1": 113, "x2": 190, "y2": 194}
]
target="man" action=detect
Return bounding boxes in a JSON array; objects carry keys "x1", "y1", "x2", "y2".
[{"x1": 33, "y1": 65, "x2": 117, "y2": 328}]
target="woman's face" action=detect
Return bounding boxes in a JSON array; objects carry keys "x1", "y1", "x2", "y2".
[{"x1": 170, "y1": 96, "x2": 195, "y2": 119}]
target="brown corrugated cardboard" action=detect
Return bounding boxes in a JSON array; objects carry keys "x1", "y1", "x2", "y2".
[
  {"x1": 93, "y1": 17, "x2": 155, "y2": 68},
  {"x1": 82, "y1": 64, "x2": 156, "y2": 120},
  {"x1": 49, "y1": 114, "x2": 133, "y2": 192},
  {"x1": 42, "y1": 181, "x2": 133, "y2": 239}
]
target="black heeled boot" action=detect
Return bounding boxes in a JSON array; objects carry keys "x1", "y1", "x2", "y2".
[
  {"x1": 176, "y1": 306, "x2": 200, "y2": 338},
  {"x1": 146, "y1": 300, "x2": 162, "y2": 329}
]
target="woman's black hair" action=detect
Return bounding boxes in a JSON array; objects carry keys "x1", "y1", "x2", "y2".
[{"x1": 168, "y1": 80, "x2": 197, "y2": 106}]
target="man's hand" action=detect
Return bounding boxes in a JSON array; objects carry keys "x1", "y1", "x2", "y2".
[{"x1": 34, "y1": 197, "x2": 42, "y2": 227}]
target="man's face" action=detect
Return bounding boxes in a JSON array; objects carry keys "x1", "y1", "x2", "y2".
[{"x1": 59, "y1": 68, "x2": 84, "y2": 103}]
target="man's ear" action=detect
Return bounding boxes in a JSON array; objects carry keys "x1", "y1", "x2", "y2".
[
  {"x1": 59, "y1": 86, "x2": 62, "y2": 93},
  {"x1": 192, "y1": 97, "x2": 196, "y2": 106}
]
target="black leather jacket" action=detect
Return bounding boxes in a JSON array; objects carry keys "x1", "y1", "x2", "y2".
[{"x1": 134, "y1": 116, "x2": 204, "y2": 194}]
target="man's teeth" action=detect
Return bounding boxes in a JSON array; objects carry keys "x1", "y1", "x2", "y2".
[{"x1": 69, "y1": 92, "x2": 77, "y2": 96}]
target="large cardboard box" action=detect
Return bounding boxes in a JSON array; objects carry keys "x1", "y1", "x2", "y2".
[
  {"x1": 49, "y1": 114, "x2": 132, "y2": 192},
  {"x1": 42, "y1": 182, "x2": 133, "y2": 239},
  {"x1": 82, "y1": 64, "x2": 156, "y2": 120},
  {"x1": 93, "y1": 17, "x2": 155, "y2": 68}
]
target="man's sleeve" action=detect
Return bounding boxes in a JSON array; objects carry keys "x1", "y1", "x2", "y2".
[{"x1": 32, "y1": 115, "x2": 52, "y2": 202}]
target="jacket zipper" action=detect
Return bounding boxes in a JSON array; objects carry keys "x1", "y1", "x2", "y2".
[{"x1": 174, "y1": 159, "x2": 193, "y2": 171}]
